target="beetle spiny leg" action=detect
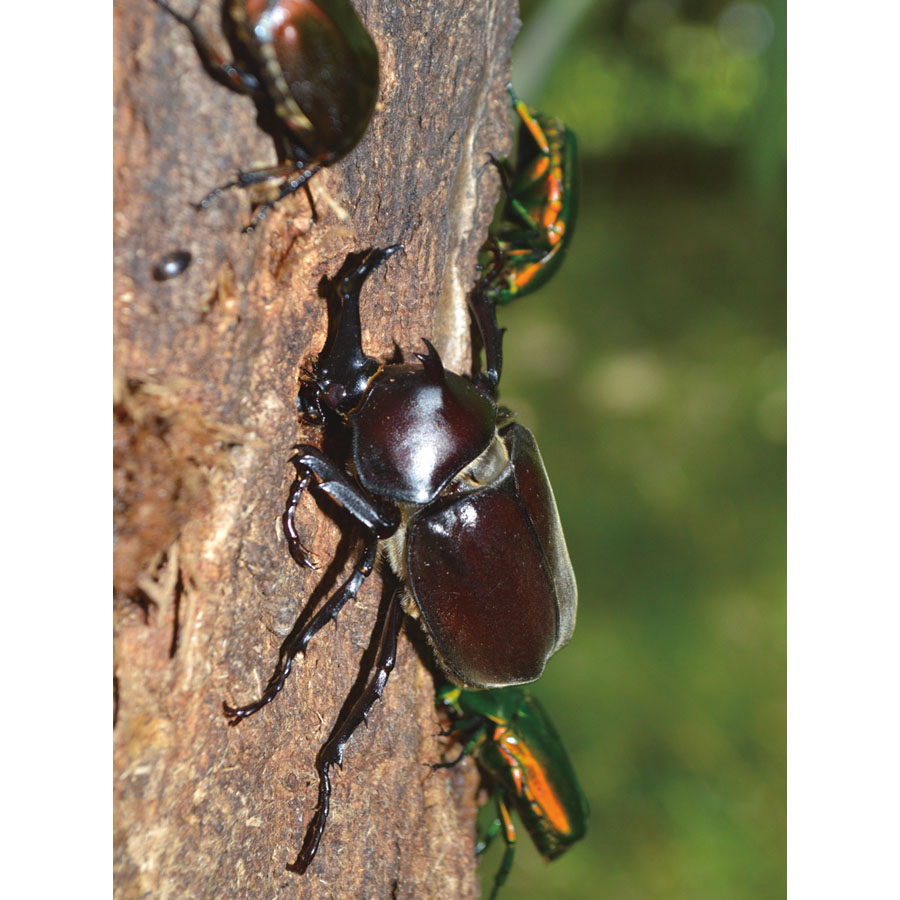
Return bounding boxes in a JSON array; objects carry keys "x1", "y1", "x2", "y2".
[
  {"x1": 483, "y1": 235, "x2": 506, "y2": 281},
  {"x1": 430, "y1": 719, "x2": 485, "y2": 770},
  {"x1": 154, "y1": 0, "x2": 261, "y2": 96},
  {"x1": 284, "y1": 471, "x2": 316, "y2": 569},
  {"x1": 191, "y1": 162, "x2": 318, "y2": 229},
  {"x1": 152, "y1": 0, "x2": 200, "y2": 28},
  {"x1": 223, "y1": 537, "x2": 379, "y2": 724},
  {"x1": 467, "y1": 275, "x2": 503, "y2": 395},
  {"x1": 289, "y1": 584, "x2": 404, "y2": 874},
  {"x1": 290, "y1": 445, "x2": 401, "y2": 537},
  {"x1": 242, "y1": 164, "x2": 322, "y2": 234},
  {"x1": 303, "y1": 181, "x2": 319, "y2": 222},
  {"x1": 430, "y1": 746, "x2": 467, "y2": 770},
  {"x1": 487, "y1": 152, "x2": 514, "y2": 199}
]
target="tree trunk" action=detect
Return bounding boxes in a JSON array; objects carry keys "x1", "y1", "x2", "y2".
[{"x1": 113, "y1": 2, "x2": 518, "y2": 898}]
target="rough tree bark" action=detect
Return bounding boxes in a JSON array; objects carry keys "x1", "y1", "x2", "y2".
[{"x1": 113, "y1": 1, "x2": 519, "y2": 898}]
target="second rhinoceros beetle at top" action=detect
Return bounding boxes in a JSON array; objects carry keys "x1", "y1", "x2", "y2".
[
  {"x1": 153, "y1": 0, "x2": 380, "y2": 231},
  {"x1": 223, "y1": 246, "x2": 578, "y2": 872}
]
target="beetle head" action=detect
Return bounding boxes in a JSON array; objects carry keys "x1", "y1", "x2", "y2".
[{"x1": 305, "y1": 246, "x2": 402, "y2": 416}]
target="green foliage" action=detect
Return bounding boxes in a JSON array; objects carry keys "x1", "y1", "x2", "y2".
[{"x1": 515, "y1": 0, "x2": 785, "y2": 198}]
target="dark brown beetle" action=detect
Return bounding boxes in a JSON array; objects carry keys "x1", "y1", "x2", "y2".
[
  {"x1": 224, "y1": 246, "x2": 577, "y2": 872},
  {"x1": 153, "y1": 0, "x2": 379, "y2": 230}
]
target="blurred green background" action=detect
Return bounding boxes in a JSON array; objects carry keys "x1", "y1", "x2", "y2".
[{"x1": 484, "y1": 0, "x2": 785, "y2": 897}]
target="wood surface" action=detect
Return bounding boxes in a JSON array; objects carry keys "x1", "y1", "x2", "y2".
[{"x1": 113, "y1": 1, "x2": 519, "y2": 897}]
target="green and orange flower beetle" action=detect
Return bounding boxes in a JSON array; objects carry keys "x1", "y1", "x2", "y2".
[
  {"x1": 482, "y1": 87, "x2": 580, "y2": 304},
  {"x1": 436, "y1": 682, "x2": 589, "y2": 899}
]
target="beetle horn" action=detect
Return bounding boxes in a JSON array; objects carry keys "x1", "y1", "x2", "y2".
[{"x1": 415, "y1": 339, "x2": 446, "y2": 384}]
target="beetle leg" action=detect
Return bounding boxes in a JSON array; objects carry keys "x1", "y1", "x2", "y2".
[
  {"x1": 303, "y1": 182, "x2": 319, "y2": 222},
  {"x1": 487, "y1": 152, "x2": 514, "y2": 198},
  {"x1": 488, "y1": 152, "x2": 548, "y2": 240},
  {"x1": 483, "y1": 792, "x2": 517, "y2": 900},
  {"x1": 241, "y1": 164, "x2": 323, "y2": 233},
  {"x1": 193, "y1": 162, "x2": 322, "y2": 229},
  {"x1": 290, "y1": 445, "x2": 401, "y2": 538},
  {"x1": 222, "y1": 536, "x2": 379, "y2": 724},
  {"x1": 153, "y1": 0, "x2": 262, "y2": 95},
  {"x1": 284, "y1": 471, "x2": 316, "y2": 568},
  {"x1": 507, "y1": 198, "x2": 544, "y2": 236},
  {"x1": 289, "y1": 582, "x2": 404, "y2": 873},
  {"x1": 467, "y1": 273, "x2": 504, "y2": 395},
  {"x1": 223, "y1": 446, "x2": 399, "y2": 723},
  {"x1": 508, "y1": 85, "x2": 551, "y2": 156},
  {"x1": 475, "y1": 813, "x2": 502, "y2": 856},
  {"x1": 194, "y1": 163, "x2": 295, "y2": 209},
  {"x1": 430, "y1": 721, "x2": 486, "y2": 770}
]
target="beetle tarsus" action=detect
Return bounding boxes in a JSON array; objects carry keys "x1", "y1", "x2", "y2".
[
  {"x1": 284, "y1": 471, "x2": 317, "y2": 568},
  {"x1": 430, "y1": 747, "x2": 468, "y2": 770},
  {"x1": 290, "y1": 585, "x2": 403, "y2": 874},
  {"x1": 240, "y1": 164, "x2": 323, "y2": 233},
  {"x1": 191, "y1": 163, "x2": 321, "y2": 231},
  {"x1": 288, "y1": 766, "x2": 332, "y2": 875}
]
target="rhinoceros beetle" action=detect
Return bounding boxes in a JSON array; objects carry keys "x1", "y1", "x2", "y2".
[
  {"x1": 153, "y1": 0, "x2": 379, "y2": 231},
  {"x1": 223, "y1": 246, "x2": 578, "y2": 872}
]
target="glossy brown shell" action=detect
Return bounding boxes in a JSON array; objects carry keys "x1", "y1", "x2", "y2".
[
  {"x1": 350, "y1": 365, "x2": 497, "y2": 504},
  {"x1": 237, "y1": 0, "x2": 379, "y2": 161},
  {"x1": 406, "y1": 423, "x2": 577, "y2": 688}
]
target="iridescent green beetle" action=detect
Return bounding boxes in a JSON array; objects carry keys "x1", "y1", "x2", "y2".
[
  {"x1": 436, "y1": 682, "x2": 589, "y2": 899},
  {"x1": 482, "y1": 87, "x2": 580, "y2": 304}
]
